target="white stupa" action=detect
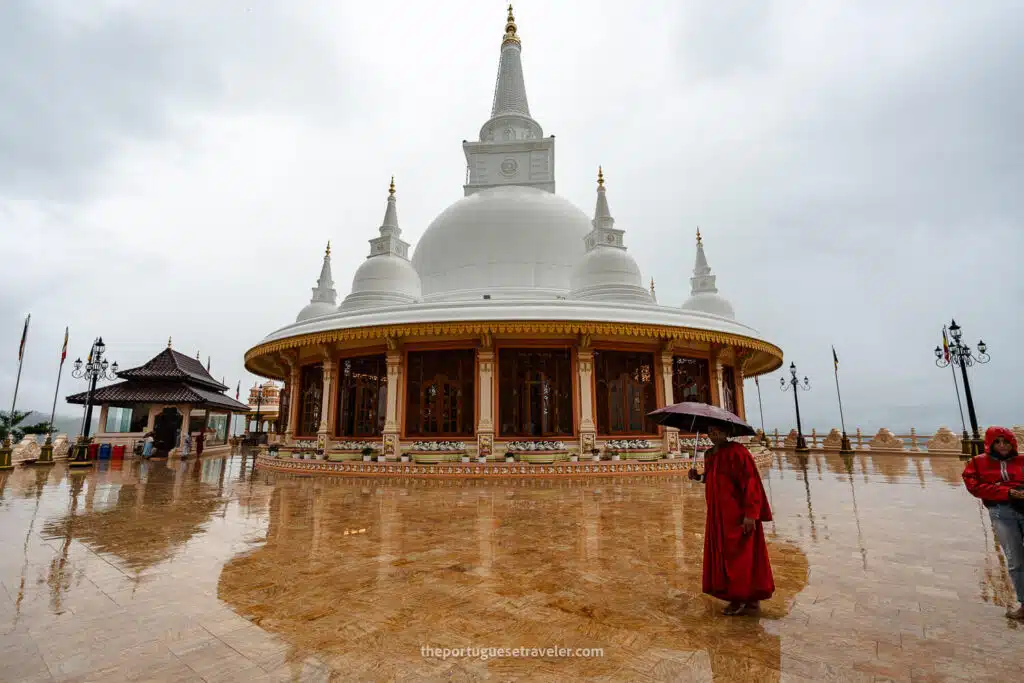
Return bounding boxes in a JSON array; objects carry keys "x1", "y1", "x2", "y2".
[
  {"x1": 295, "y1": 243, "x2": 337, "y2": 322},
  {"x1": 681, "y1": 229, "x2": 736, "y2": 320}
]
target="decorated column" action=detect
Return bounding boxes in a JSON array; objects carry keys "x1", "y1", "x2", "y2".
[
  {"x1": 476, "y1": 334, "x2": 495, "y2": 460},
  {"x1": 734, "y1": 349, "x2": 753, "y2": 422},
  {"x1": 284, "y1": 355, "x2": 300, "y2": 444},
  {"x1": 317, "y1": 348, "x2": 335, "y2": 452},
  {"x1": 179, "y1": 406, "x2": 192, "y2": 451},
  {"x1": 576, "y1": 335, "x2": 597, "y2": 454},
  {"x1": 709, "y1": 344, "x2": 723, "y2": 408},
  {"x1": 382, "y1": 337, "x2": 402, "y2": 460},
  {"x1": 658, "y1": 345, "x2": 680, "y2": 454}
]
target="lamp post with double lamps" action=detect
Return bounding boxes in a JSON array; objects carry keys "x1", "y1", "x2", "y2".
[
  {"x1": 935, "y1": 319, "x2": 989, "y2": 457},
  {"x1": 69, "y1": 337, "x2": 118, "y2": 467},
  {"x1": 253, "y1": 384, "x2": 265, "y2": 444},
  {"x1": 780, "y1": 362, "x2": 811, "y2": 453}
]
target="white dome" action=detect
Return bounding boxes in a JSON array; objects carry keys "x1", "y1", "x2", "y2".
[
  {"x1": 296, "y1": 301, "x2": 337, "y2": 322},
  {"x1": 569, "y1": 247, "x2": 651, "y2": 303},
  {"x1": 411, "y1": 186, "x2": 591, "y2": 300},
  {"x1": 682, "y1": 292, "x2": 736, "y2": 319},
  {"x1": 341, "y1": 254, "x2": 421, "y2": 311}
]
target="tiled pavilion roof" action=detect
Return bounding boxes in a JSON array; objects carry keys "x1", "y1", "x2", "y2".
[{"x1": 66, "y1": 347, "x2": 248, "y2": 412}]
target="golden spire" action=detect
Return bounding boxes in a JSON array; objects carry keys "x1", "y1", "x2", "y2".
[
  {"x1": 196, "y1": 350, "x2": 200, "y2": 360},
  {"x1": 503, "y1": 4, "x2": 520, "y2": 45},
  {"x1": 167, "y1": 336, "x2": 172, "y2": 349},
  {"x1": 325, "y1": 240, "x2": 331, "y2": 257},
  {"x1": 696, "y1": 227, "x2": 702, "y2": 245},
  {"x1": 597, "y1": 165, "x2": 604, "y2": 186},
  {"x1": 650, "y1": 278, "x2": 655, "y2": 295},
  {"x1": 389, "y1": 175, "x2": 395, "y2": 196}
]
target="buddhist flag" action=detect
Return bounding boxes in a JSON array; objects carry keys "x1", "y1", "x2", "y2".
[
  {"x1": 17, "y1": 314, "x2": 30, "y2": 362},
  {"x1": 60, "y1": 326, "x2": 69, "y2": 364},
  {"x1": 832, "y1": 346, "x2": 839, "y2": 371},
  {"x1": 235, "y1": 381, "x2": 241, "y2": 400}
]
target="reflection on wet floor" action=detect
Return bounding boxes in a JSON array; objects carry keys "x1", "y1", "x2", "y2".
[{"x1": 0, "y1": 452, "x2": 1019, "y2": 682}]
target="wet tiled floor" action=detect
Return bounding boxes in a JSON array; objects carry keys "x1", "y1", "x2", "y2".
[{"x1": 0, "y1": 452, "x2": 1019, "y2": 682}]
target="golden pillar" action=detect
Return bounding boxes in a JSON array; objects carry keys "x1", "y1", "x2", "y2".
[
  {"x1": 382, "y1": 337, "x2": 402, "y2": 459},
  {"x1": 576, "y1": 335, "x2": 597, "y2": 454},
  {"x1": 476, "y1": 334, "x2": 495, "y2": 460}
]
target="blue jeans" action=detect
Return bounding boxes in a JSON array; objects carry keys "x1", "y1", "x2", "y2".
[{"x1": 989, "y1": 503, "x2": 1024, "y2": 603}]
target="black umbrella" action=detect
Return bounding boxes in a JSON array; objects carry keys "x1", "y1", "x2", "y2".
[{"x1": 648, "y1": 402, "x2": 756, "y2": 437}]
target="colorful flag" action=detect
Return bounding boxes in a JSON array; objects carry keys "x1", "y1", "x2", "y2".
[
  {"x1": 235, "y1": 381, "x2": 241, "y2": 400},
  {"x1": 942, "y1": 327, "x2": 951, "y2": 362},
  {"x1": 60, "y1": 326, "x2": 69, "y2": 364},
  {"x1": 832, "y1": 346, "x2": 839, "y2": 371},
  {"x1": 17, "y1": 314, "x2": 30, "y2": 362}
]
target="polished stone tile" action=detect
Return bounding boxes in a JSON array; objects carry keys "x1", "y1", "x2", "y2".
[{"x1": 0, "y1": 452, "x2": 1020, "y2": 682}]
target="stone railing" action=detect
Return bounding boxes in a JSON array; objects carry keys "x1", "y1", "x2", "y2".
[
  {"x1": 762, "y1": 425, "x2": 1024, "y2": 455},
  {"x1": 11, "y1": 434, "x2": 71, "y2": 463}
]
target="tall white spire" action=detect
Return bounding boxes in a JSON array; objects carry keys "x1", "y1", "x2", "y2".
[
  {"x1": 570, "y1": 168, "x2": 652, "y2": 303},
  {"x1": 690, "y1": 228, "x2": 717, "y2": 295},
  {"x1": 463, "y1": 5, "x2": 554, "y2": 196},
  {"x1": 296, "y1": 241, "x2": 339, "y2": 321},
  {"x1": 682, "y1": 227, "x2": 735, "y2": 319},
  {"x1": 584, "y1": 167, "x2": 625, "y2": 252},
  {"x1": 311, "y1": 242, "x2": 337, "y2": 304},
  {"x1": 368, "y1": 176, "x2": 410, "y2": 259},
  {"x1": 491, "y1": 5, "x2": 531, "y2": 118}
]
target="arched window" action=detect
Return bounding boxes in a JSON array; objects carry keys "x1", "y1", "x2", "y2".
[
  {"x1": 671, "y1": 356, "x2": 711, "y2": 405},
  {"x1": 594, "y1": 350, "x2": 657, "y2": 435},
  {"x1": 297, "y1": 364, "x2": 323, "y2": 437},
  {"x1": 405, "y1": 350, "x2": 475, "y2": 437},
  {"x1": 498, "y1": 349, "x2": 573, "y2": 437},
  {"x1": 336, "y1": 355, "x2": 388, "y2": 437}
]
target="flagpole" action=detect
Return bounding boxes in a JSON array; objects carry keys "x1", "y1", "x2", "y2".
[{"x1": 832, "y1": 347, "x2": 853, "y2": 454}]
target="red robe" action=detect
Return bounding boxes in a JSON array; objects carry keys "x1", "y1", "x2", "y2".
[{"x1": 701, "y1": 441, "x2": 775, "y2": 602}]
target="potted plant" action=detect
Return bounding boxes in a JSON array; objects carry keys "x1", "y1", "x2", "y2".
[
  {"x1": 400, "y1": 453, "x2": 410, "y2": 463},
  {"x1": 505, "y1": 452, "x2": 515, "y2": 463},
  {"x1": 461, "y1": 454, "x2": 471, "y2": 464},
  {"x1": 478, "y1": 454, "x2": 487, "y2": 464},
  {"x1": 570, "y1": 452, "x2": 579, "y2": 462},
  {"x1": 609, "y1": 449, "x2": 620, "y2": 461},
  {"x1": 361, "y1": 446, "x2": 374, "y2": 462},
  {"x1": 590, "y1": 448, "x2": 601, "y2": 462}
]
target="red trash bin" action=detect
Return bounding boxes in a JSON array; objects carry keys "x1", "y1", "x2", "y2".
[
  {"x1": 87, "y1": 443, "x2": 100, "y2": 460},
  {"x1": 112, "y1": 445, "x2": 125, "y2": 459}
]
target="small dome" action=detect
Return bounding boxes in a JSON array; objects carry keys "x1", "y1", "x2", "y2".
[
  {"x1": 569, "y1": 248, "x2": 651, "y2": 303},
  {"x1": 412, "y1": 186, "x2": 591, "y2": 300},
  {"x1": 296, "y1": 301, "x2": 337, "y2": 322},
  {"x1": 682, "y1": 292, "x2": 736, "y2": 319},
  {"x1": 341, "y1": 254, "x2": 422, "y2": 311}
]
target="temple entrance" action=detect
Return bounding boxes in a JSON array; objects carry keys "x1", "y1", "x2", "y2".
[{"x1": 153, "y1": 407, "x2": 181, "y2": 456}]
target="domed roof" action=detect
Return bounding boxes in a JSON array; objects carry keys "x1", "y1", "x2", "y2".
[
  {"x1": 342, "y1": 254, "x2": 421, "y2": 311},
  {"x1": 411, "y1": 186, "x2": 591, "y2": 300},
  {"x1": 296, "y1": 301, "x2": 337, "y2": 322},
  {"x1": 680, "y1": 229, "x2": 735, "y2": 320},
  {"x1": 569, "y1": 169, "x2": 652, "y2": 304},
  {"x1": 682, "y1": 292, "x2": 736, "y2": 319}
]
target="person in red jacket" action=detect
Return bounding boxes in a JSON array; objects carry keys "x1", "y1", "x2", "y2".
[
  {"x1": 689, "y1": 425, "x2": 775, "y2": 616},
  {"x1": 963, "y1": 426, "x2": 1024, "y2": 619}
]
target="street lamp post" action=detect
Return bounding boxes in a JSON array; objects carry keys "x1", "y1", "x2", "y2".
[
  {"x1": 935, "y1": 319, "x2": 989, "y2": 457},
  {"x1": 780, "y1": 362, "x2": 811, "y2": 453},
  {"x1": 69, "y1": 337, "x2": 118, "y2": 467}
]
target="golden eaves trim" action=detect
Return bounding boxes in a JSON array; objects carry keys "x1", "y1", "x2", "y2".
[{"x1": 245, "y1": 321, "x2": 782, "y2": 364}]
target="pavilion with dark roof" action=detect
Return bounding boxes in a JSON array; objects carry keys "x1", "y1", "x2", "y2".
[{"x1": 67, "y1": 341, "x2": 248, "y2": 456}]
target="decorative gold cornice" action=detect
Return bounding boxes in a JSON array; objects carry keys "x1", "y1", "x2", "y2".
[{"x1": 246, "y1": 320, "x2": 783, "y2": 375}]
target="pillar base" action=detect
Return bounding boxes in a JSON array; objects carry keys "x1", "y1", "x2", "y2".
[
  {"x1": 795, "y1": 435, "x2": 809, "y2": 453},
  {"x1": 0, "y1": 442, "x2": 12, "y2": 470},
  {"x1": 68, "y1": 439, "x2": 95, "y2": 468},
  {"x1": 33, "y1": 443, "x2": 56, "y2": 466},
  {"x1": 839, "y1": 434, "x2": 854, "y2": 455}
]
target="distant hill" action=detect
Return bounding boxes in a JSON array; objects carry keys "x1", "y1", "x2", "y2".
[{"x1": 19, "y1": 410, "x2": 98, "y2": 438}]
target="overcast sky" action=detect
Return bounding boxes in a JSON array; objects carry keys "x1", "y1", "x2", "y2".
[{"x1": 1, "y1": 0, "x2": 1021, "y2": 436}]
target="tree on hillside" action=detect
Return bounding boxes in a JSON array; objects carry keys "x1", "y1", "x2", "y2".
[{"x1": 0, "y1": 410, "x2": 52, "y2": 443}]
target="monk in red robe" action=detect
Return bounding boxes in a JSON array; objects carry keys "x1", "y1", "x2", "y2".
[{"x1": 689, "y1": 425, "x2": 775, "y2": 615}]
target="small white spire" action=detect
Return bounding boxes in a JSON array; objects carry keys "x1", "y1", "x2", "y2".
[
  {"x1": 584, "y1": 166, "x2": 626, "y2": 252},
  {"x1": 492, "y1": 5, "x2": 530, "y2": 117},
  {"x1": 690, "y1": 227, "x2": 718, "y2": 295},
  {"x1": 368, "y1": 177, "x2": 411, "y2": 259},
  {"x1": 310, "y1": 241, "x2": 337, "y2": 304}
]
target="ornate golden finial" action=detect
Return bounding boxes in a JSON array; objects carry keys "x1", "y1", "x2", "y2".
[
  {"x1": 167, "y1": 336, "x2": 172, "y2": 349},
  {"x1": 325, "y1": 240, "x2": 331, "y2": 257},
  {"x1": 503, "y1": 4, "x2": 520, "y2": 44},
  {"x1": 196, "y1": 350, "x2": 200, "y2": 359},
  {"x1": 650, "y1": 278, "x2": 655, "y2": 295},
  {"x1": 696, "y1": 227, "x2": 703, "y2": 245},
  {"x1": 597, "y1": 165, "x2": 604, "y2": 186},
  {"x1": 389, "y1": 175, "x2": 395, "y2": 196}
]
